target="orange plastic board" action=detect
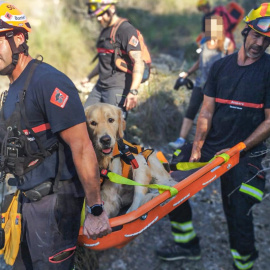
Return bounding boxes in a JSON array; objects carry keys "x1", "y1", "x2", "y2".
[{"x1": 78, "y1": 142, "x2": 245, "y2": 250}]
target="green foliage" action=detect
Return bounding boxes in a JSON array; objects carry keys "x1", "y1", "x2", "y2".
[
  {"x1": 12, "y1": 0, "x2": 97, "y2": 81},
  {"x1": 117, "y1": 8, "x2": 201, "y2": 54}
]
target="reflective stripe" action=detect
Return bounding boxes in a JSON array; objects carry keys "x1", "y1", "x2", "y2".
[
  {"x1": 172, "y1": 231, "x2": 196, "y2": 243},
  {"x1": 215, "y1": 98, "x2": 264, "y2": 109},
  {"x1": 173, "y1": 149, "x2": 181, "y2": 156},
  {"x1": 171, "y1": 221, "x2": 194, "y2": 232},
  {"x1": 234, "y1": 260, "x2": 254, "y2": 270},
  {"x1": 231, "y1": 249, "x2": 251, "y2": 261},
  {"x1": 239, "y1": 183, "x2": 263, "y2": 201}
]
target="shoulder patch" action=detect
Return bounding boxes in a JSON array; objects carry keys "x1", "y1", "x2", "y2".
[
  {"x1": 50, "y1": 88, "x2": 69, "y2": 108},
  {"x1": 129, "y1": 35, "x2": 139, "y2": 47}
]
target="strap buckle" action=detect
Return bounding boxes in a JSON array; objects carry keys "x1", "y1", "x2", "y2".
[{"x1": 117, "y1": 139, "x2": 139, "y2": 169}]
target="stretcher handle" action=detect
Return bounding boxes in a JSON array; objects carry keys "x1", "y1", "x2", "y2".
[{"x1": 108, "y1": 142, "x2": 246, "y2": 228}]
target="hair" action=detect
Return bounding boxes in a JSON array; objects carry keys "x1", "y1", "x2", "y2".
[
  {"x1": 13, "y1": 30, "x2": 29, "y2": 42},
  {"x1": 241, "y1": 26, "x2": 251, "y2": 38}
]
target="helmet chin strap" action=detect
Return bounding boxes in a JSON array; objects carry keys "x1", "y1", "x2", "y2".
[
  {"x1": 0, "y1": 31, "x2": 29, "y2": 76},
  {"x1": 241, "y1": 26, "x2": 251, "y2": 51},
  {"x1": 106, "y1": 8, "x2": 115, "y2": 26}
]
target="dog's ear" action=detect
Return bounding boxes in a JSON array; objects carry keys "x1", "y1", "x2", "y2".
[
  {"x1": 84, "y1": 106, "x2": 91, "y2": 119},
  {"x1": 117, "y1": 108, "x2": 124, "y2": 139}
]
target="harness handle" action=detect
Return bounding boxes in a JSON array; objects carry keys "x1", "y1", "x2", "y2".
[{"x1": 100, "y1": 169, "x2": 178, "y2": 197}]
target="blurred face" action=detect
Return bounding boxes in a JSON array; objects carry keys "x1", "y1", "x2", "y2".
[
  {"x1": 245, "y1": 29, "x2": 270, "y2": 59},
  {"x1": 205, "y1": 16, "x2": 223, "y2": 40},
  {"x1": 96, "y1": 5, "x2": 115, "y2": 28},
  {"x1": 97, "y1": 11, "x2": 111, "y2": 28},
  {"x1": 0, "y1": 34, "x2": 12, "y2": 73}
]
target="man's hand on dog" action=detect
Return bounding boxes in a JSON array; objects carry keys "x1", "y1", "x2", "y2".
[{"x1": 83, "y1": 212, "x2": 112, "y2": 240}]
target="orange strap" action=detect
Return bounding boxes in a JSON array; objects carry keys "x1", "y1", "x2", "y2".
[{"x1": 110, "y1": 18, "x2": 128, "y2": 44}]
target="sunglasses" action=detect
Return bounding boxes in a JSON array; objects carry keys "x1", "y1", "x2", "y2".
[{"x1": 250, "y1": 16, "x2": 270, "y2": 33}]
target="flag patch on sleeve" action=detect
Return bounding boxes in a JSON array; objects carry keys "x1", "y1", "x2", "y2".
[
  {"x1": 129, "y1": 35, "x2": 139, "y2": 47},
  {"x1": 50, "y1": 88, "x2": 69, "y2": 108}
]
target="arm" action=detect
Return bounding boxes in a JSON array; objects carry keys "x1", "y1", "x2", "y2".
[
  {"x1": 180, "y1": 59, "x2": 200, "y2": 78},
  {"x1": 216, "y1": 108, "x2": 270, "y2": 155},
  {"x1": 190, "y1": 95, "x2": 215, "y2": 161},
  {"x1": 60, "y1": 122, "x2": 111, "y2": 240},
  {"x1": 81, "y1": 63, "x2": 99, "y2": 86},
  {"x1": 124, "y1": 50, "x2": 144, "y2": 111},
  {"x1": 243, "y1": 109, "x2": 270, "y2": 151},
  {"x1": 187, "y1": 59, "x2": 200, "y2": 76}
]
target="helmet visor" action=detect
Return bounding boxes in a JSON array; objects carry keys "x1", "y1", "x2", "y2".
[{"x1": 250, "y1": 17, "x2": 270, "y2": 33}]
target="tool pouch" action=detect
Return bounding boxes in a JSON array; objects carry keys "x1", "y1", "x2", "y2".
[
  {"x1": 23, "y1": 181, "x2": 53, "y2": 202},
  {"x1": 0, "y1": 190, "x2": 21, "y2": 265}
]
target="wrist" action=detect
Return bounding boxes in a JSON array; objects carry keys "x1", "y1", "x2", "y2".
[
  {"x1": 86, "y1": 202, "x2": 104, "y2": 216},
  {"x1": 129, "y1": 89, "x2": 138, "y2": 95}
]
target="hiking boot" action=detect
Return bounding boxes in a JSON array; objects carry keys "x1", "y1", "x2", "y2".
[
  {"x1": 156, "y1": 242, "x2": 201, "y2": 261},
  {"x1": 168, "y1": 137, "x2": 186, "y2": 150}
]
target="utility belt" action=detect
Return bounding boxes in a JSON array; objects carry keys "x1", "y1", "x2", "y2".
[{"x1": 22, "y1": 178, "x2": 74, "y2": 202}]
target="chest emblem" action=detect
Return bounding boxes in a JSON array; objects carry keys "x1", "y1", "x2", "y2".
[{"x1": 50, "y1": 88, "x2": 69, "y2": 108}]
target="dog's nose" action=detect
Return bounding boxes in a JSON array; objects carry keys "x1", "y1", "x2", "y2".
[{"x1": 100, "y1": 135, "x2": 111, "y2": 146}]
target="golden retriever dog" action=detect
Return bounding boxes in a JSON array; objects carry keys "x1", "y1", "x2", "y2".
[{"x1": 85, "y1": 103, "x2": 177, "y2": 218}]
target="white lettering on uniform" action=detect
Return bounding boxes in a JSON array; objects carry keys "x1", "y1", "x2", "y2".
[
  {"x1": 230, "y1": 106, "x2": 242, "y2": 110},
  {"x1": 231, "y1": 101, "x2": 244, "y2": 106}
]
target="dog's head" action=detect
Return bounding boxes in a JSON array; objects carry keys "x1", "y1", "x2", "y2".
[{"x1": 85, "y1": 103, "x2": 125, "y2": 157}]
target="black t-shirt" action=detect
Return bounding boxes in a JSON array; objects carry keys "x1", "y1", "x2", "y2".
[
  {"x1": 3, "y1": 60, "x2": 86, "y2": 191},
  {"x1": 202, "y1": 52, "x2": 270, "y2": 156},
  {"x1": 96, "y1": 20, "x2": 141, "y2": 89}
]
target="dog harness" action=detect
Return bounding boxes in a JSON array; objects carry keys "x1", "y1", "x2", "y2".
[
  {"x1": 99, "y1": 139, "x2": 178, "y2": 196},
  {"x1": 99, "y1": 139, "x2": 153, "y2": 181}
]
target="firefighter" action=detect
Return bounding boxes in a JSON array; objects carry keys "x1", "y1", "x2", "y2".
[
  {"x1": 81, "y1": 0, "x2": 145, "y2": 120},
  {"x1": 0, "y1": 2, "x2": 111, "y2": 269},
  {"x1": 157, "y1": 4, "x2": 270, "y2": 270}
]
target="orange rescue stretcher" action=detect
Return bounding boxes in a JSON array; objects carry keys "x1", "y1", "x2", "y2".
[{"x1": 77, "y1": 142, "x2": 245, "y2": 250}]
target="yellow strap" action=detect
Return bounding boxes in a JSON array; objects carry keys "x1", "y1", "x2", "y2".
[
  {"x1": 107, "y1": 172, "x2": 178, "y2": 197},
  {"x1": 175, "y1": 153, "x2": 230, "y2": 171},
  {"x1": 1, "y1": 190, "x2": 21, "y2": 265}
]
